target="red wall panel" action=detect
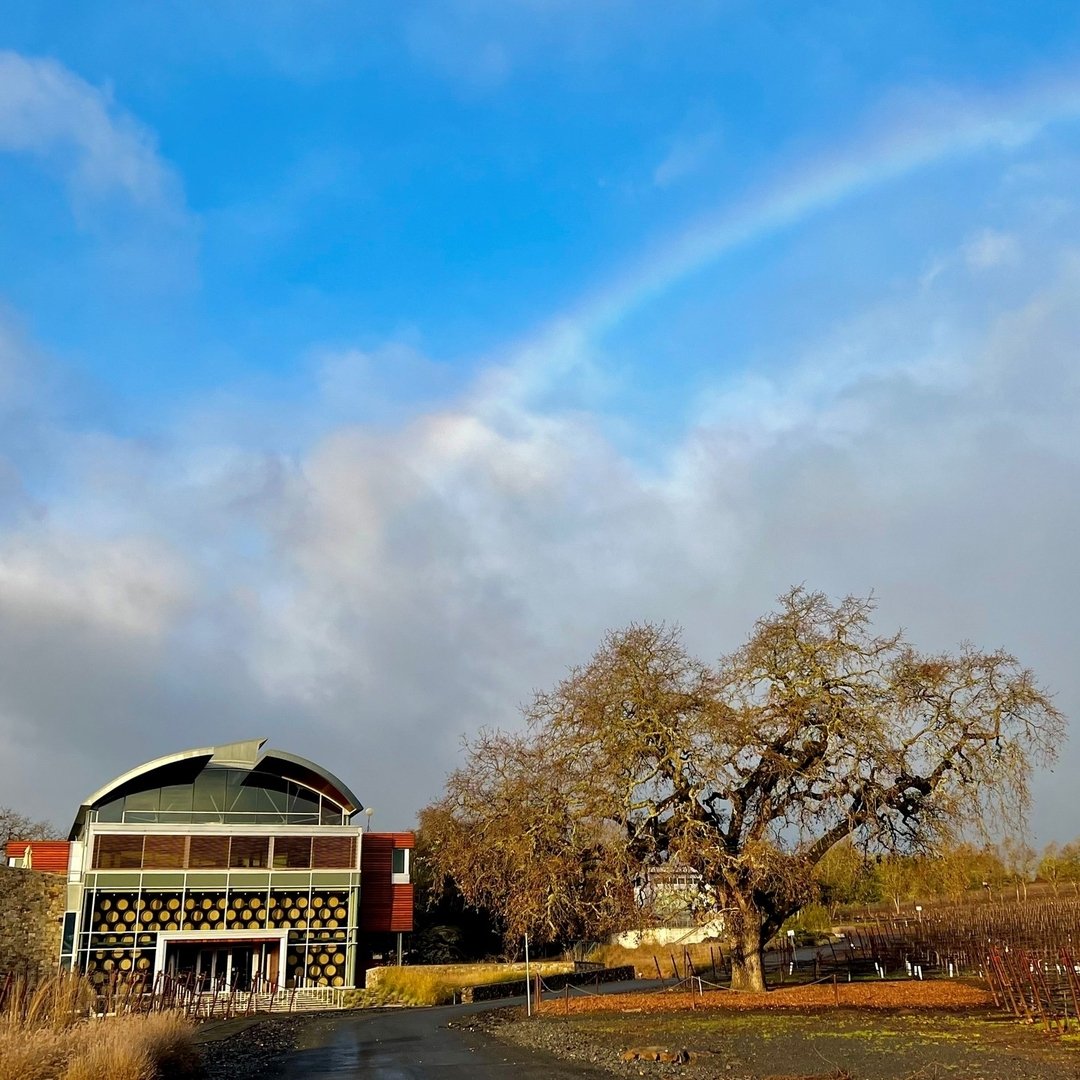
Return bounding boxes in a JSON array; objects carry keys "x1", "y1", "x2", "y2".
[
  {"x1": 359, "y1": 832, "x2": 415, "y2": 932},
  {"x1": 5, "y1": 840, "x2": 71, "y2": 874}
]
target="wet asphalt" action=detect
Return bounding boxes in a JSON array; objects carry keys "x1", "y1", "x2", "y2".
[{"x1": 269, "y1": 998, "x2": 611, "y2": 1079}]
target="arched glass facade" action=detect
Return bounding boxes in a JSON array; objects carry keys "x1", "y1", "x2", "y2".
[{"x1": 90, "y1": 766, "x2": 349, "y2": 826}]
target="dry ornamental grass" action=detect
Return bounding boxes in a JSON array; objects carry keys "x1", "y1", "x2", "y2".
[
  {"x1": 361, "y1": 962, "x2": 575, "y2": 1006},
  {"x1": 0, "y1": 973, "x2": 198, "y2": 1080}
]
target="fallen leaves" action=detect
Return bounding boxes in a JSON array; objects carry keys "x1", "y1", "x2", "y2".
[{"x1": 536, "y1": 979, "x2": 995, "y2": 1016}]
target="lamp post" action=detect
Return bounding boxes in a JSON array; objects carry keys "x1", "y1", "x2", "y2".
[
  {"x1": 525, "y1": 934, "x2": 531, "y2": 1017},
  {"x1": 364, "y1": 807, "x2": 374, "y2": 832}
]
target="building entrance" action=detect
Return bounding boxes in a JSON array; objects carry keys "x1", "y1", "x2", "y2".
[{"x1": 164, "y1": 939, "x2": 278, "y2": 991}]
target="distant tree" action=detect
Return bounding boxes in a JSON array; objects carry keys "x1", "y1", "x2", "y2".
[
  {"x1": 945, "y1": 842, "x2": 1007, "y2": 897},
  {"x1": 815, "y1": 838, "x2": 881, "y2": 912},
  {"x1": 0, "y1": 806, "x2": 59, "y2": 852},
  {"x1": 876, "y1": 856, "x2": 916, "y2": 914},
  {"x1": 1039, "y1": 840, "x2": 1080, "y2": 896},
  {"x1": 423, "y1": 588, "x2": 1064, "y2": 991},
  {"x1": 1000, "y1": 837, "x2": 1038, "y2": 902},
  {"x1": 1039, "y1": 843, "x2": 1065, "y2": 896}
]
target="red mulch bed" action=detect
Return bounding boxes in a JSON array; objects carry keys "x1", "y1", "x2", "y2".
[{"x1": 537, "y1": 979, "x2": 995, "y2": 1015}]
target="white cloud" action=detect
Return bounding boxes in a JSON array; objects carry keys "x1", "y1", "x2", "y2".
[
  {"x1": 0, "y1": 142, "x2": 1076, "y2": 844},
  {"x1": 399, "y1": 1, "x2": 677, "y2": 91},
  {"x1": 965, "y1": 228, "x2": 1020, "y2": 270},
  {"x1": 405, "y1": 16, "x2": 512, "y2": 90},
  {"x1": 0, "y1": 529, "x2": 189, "y2": 639},
  {"x1": 0, "y1": 50, "x2": 178, "y2": 208},
  {"x1": 653, "y1": 129, "x2": 718, "y2": 188},
  {"x1": 162, "y1": 256, "x2": 1065, "y2": 842}
]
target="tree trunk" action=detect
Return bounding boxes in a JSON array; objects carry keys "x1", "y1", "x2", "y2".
[{"x1": 728, "y1": 904, "x2": 767, "y2": 992}]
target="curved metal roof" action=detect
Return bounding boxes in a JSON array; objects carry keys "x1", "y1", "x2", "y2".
[
  {"x1": 254, "y1": 748, "x2": 362, "y2": 816},
  {"x1": 69, "y1": 738, "x2": 362, "y2": 838}
]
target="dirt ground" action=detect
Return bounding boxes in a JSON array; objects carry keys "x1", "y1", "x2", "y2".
[{"x1": 481, "y1": 1006, "x2": 1080, "y2": 1079}]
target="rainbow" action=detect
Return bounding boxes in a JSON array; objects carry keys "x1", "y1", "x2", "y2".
[{"x1": 497, "y1": 69, "x2": 1080, "y2": 394}]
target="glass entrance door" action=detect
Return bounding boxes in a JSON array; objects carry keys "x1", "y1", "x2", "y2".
[
  {"x1": 196, "y1": 946, "x2": 230, "y2": 989},
  {"x1": 164, "y1": 941, "x2": 273, "y2": 991},
  {"x1": 230, "y1": 946, "x2": 253, "y2": 990}
]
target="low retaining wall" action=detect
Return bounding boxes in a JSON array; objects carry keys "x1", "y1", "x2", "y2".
[
  {"x1": 468, "y1": 964, "x2": 635, "y2": 1002},
  {"x1": 613, "y1": 919, "x2": 726, "y2": 948}
]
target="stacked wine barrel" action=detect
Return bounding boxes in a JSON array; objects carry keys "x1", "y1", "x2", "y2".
[
  {"x1": 83, "y1": 949, "x2": 152, "y2": 986},
  {"x1": 222, "y1": 892, "x2": 269, "y2": 929},
  {"x1": 267, "y1": 892, "x2": 350, "y2": 988},
  {"x1": 90, "y1": 892, "x2": 213, "y2": 933},
  {"x1": 88, "y1": 891, "x2": 349, "y2": 933},
  {"x1": 82, "y1": 890, "x2": 351, "y2": 987},
  {"x1": 285, "y1": 945, "x2": 348, "y2": 987},
  {"x1": 83, "y1": 895, "x2": 156, "y2": 986},
  {"x1": 265, "y1": 891, "x2": 348, "y2": 933}
]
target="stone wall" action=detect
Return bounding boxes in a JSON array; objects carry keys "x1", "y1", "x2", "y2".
[{"x1": 0, "y1": 867, "x2": 67, "y2": 979}]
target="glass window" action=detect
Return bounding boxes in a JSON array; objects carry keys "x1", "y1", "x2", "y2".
[
  {"x1": 93, "y1": 835, "x2": 144, "y2": 869},
  {"x1": 192, "y1": 770, "x2": 228, "y2": 816},
  {"x1": 142, "y1": 835, "x2": 187, "y2": 869},
  {"x1": 123, "y1": 788, "x2": 160, "y2": 813},
  {"x1": 272, "y1": 835, "x2": 312, "y2": 869},
  {"x1": 188, "y1": 835, "x2": 230, "y2": 869},
  {"x1": 95, "y1": 798, "x2": 124, "y2": 823},
  {"x1": 392, "y1": 848, "x2": 407, "y2": 876},
  {"x1": 229, "y1": 836, "x2": 269, "y2": 869},
  {"x1": 286, "y1": 784, "x2": 320, "y2": 823},
  {"x1": 313, "y1": 835, "x2": 355, "y2": 869},
  {"x1": 159, "y1": 784, "x2": 193, "y2": 816},
  {"x1": 61, "y1": 912, "x2": 76, "y2": 955},
  {"x1": 248, "y1": 771, "x2": 290, "y2": 821},
  {"x1": 256, "y1": 785, "x2": 283, "y2": 820},
  {"x1": 226, "y1": 771, "x2": 260, "y2": 822}
]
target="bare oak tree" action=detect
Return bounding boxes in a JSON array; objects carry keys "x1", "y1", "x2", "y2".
[
  {"x1": 0, "y1": 806, "x2": 59, "y2": 851},
  {"x1": 423, "y1": 588, "x2": 1063, "y2": 989}
]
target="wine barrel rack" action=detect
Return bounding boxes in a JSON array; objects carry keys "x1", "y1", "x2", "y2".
[{"x1": 84, "y1": 889, "x2": 353, "y2": 987}]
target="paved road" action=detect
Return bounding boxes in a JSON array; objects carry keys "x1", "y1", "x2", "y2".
[{"x1": 271, "y1": 1000, "x2": 609, "y2": 1079}]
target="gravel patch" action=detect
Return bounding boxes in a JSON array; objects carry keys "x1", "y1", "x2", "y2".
[
  {"x1": 192, "y1": 1012, "x2": 320, "y2": 1080},
  {"x1": 471, "y1": 1006, "x2": 1080, "y2": 1080},
  {"x1": 468, "y1": 1009, "x2": 756, "y2": 1080}
]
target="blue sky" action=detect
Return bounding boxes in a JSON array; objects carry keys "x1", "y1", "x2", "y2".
[{"x1": 1, "y1": 3, "x2": 1080, "y2": 838}]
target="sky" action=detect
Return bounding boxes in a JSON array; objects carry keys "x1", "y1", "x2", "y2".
[{"x1": 0, "y1": 2, "x2": 1079, "y2": 840}]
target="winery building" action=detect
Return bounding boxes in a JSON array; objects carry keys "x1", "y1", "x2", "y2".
[{"x1": 4, "y1": 739, "x2": 413, "y2": 992}]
